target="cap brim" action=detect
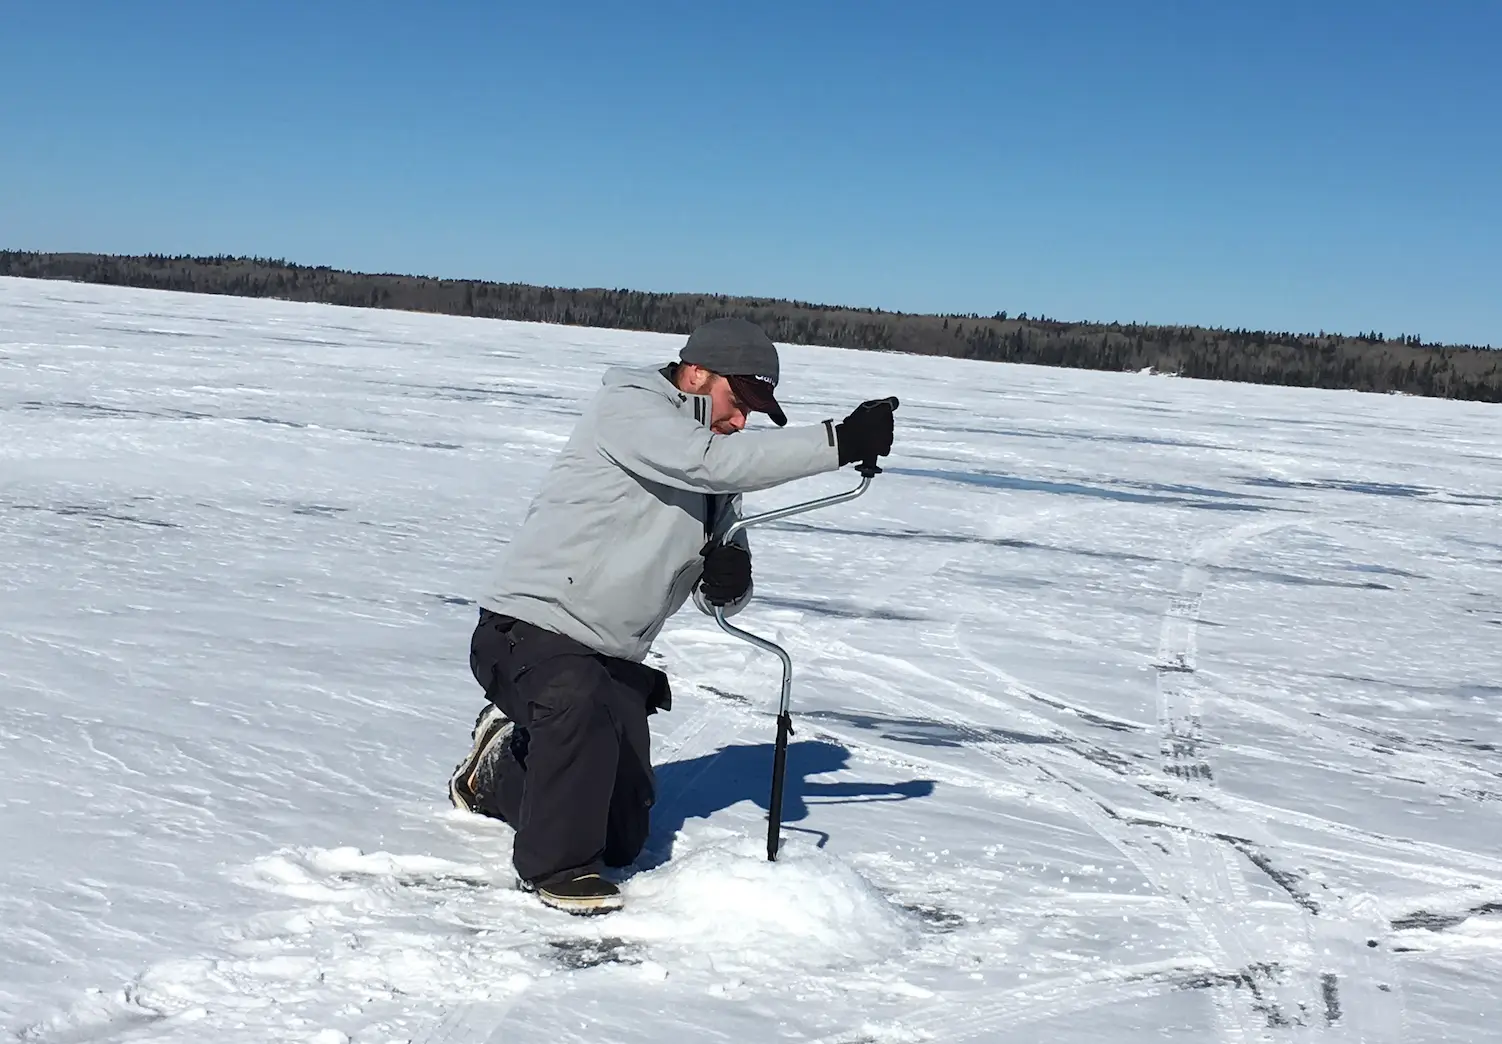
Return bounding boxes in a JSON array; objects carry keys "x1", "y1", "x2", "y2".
[{"x1": 727, "y1": 374, "x2": 788, "y2": 427}]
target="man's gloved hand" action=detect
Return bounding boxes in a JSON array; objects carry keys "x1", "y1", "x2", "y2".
[
  {"x1": 699, "y1": 540, "x2": 752, "y2": 606},
  {"x1": 835, "y1": 397, "x2": 898, "y2": 467}
]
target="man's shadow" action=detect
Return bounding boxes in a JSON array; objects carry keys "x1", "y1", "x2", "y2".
[{"x1": 634, "y1": 739, "x2": 934, "y2": 869}]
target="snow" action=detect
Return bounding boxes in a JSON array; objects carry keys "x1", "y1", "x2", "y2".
[{"x1": 2, "y1": 275, "x2": 1500, "y2": 1043}]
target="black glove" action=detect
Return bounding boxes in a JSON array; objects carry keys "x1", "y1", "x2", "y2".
[
  {"x1": 835, "y1": 397, "x2": 898, "y2": 467},
  {"x1": 699, "y1": 540, "x2": 752, "y2": 606}
]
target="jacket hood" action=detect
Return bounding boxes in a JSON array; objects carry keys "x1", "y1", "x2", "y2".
[
  {"x1": 601, "y1": 364, "x2": 712, "y2": 427},
  {"x1": 600, "y1": 364, "x2": 678, "y2": 395}
]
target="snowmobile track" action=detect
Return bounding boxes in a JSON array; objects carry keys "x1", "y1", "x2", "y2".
[
  {"x1": 802, "y1": 514, "x2": 1413, "y2": 1041},
  {"x1": 1150, "y1": 517, "x2": 1405, "y2": 1041}
]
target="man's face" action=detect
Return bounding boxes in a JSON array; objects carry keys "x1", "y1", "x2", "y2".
[
  {"x1": 706, "y1": 374, "x2": 749, "y2": 434},
  {"x1": 681, "y1": 365, "x2": 749, "y2": 434}
]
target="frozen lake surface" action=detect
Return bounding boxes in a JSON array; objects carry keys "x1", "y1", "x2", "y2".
[{"x1": 2, "y1": 277, "x2": 1500, "y2": 1043}]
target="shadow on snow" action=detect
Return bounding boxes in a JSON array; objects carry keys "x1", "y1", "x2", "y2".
[{"x1": 639, "y1": 739, "x2": 935, "y2": 867}]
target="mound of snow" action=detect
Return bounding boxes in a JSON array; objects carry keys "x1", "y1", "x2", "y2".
[{"x1": 616, "y1": 833, "x2": 917, "y2": 970}]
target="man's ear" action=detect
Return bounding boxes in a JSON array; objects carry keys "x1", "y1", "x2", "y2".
[{"x1": 677, "y1": 364, "x2": 712, "y2": 393}]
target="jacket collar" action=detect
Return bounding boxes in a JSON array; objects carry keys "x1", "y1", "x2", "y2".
[{"x1": 659, "y1": 363, "x2": 714, "y2": 430}]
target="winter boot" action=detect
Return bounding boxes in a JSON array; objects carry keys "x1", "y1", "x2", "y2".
[
  {"x1": 519, "y1": 872, "x2": 624, "y2": 916},
  {"x1": 449, "y1": 703, "x2": 513, "y2": 814}
]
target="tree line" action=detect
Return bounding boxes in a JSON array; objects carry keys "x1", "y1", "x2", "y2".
[{"x1": 2, "y1": 250, "x2": 1497, "y2": 402}]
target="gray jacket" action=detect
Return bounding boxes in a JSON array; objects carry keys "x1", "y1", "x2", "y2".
[{"x1": 479, "y1": 364, "x2": 842, "y2": 663}]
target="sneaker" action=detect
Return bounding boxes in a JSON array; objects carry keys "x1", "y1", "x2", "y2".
[
  {"x1": 519, "y1": 873, "x2": 624, "y2": 916},
  {"x1": 449, "y1": 703, "x2": 513, "y2": 814}
]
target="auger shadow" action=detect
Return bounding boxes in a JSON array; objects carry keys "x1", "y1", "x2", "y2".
[
  {"x1": 802, "y1": 708, "x2": 1064, "y2": 748},
  {"x1": 640, "y1": 739, "x2": 935, "y2": 866}
]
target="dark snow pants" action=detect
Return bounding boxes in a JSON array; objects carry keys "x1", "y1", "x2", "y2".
[{"x1": 467, "y1": 609, "x2": 667, "y2": 887}]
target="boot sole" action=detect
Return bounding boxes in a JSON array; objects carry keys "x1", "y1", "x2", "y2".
[
  {"x1": 448, "y1": 707, "x2": 511, "y2": 813},
  {"x1": 518, "y1": 879, "x2": 624, "y2": 916},
  {"x1": 447, "y1": 774, "x2": 477, "y2": 814},
  {"x1": 539, "y1": 892, "x2": 624, "y2": 916}
]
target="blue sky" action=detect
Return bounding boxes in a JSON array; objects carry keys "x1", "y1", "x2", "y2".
[{"x1": 3, "y1": 2, "x2": 1498, "y2": 346}]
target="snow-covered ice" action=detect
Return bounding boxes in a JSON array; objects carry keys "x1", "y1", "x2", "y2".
[{"x1": 2, "y1": 277, "x2": 1500, "y2": 1042}]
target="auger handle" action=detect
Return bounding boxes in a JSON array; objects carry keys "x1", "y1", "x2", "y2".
[{"x1": 713, "y1": 395, "x2": 897, "y2": 860}]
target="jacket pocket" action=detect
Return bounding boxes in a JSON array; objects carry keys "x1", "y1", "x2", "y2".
[{"x1": 635, "y1": 559, "x2": 700, "y2": 640}]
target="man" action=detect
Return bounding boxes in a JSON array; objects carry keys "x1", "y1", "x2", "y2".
[{"x1": 451, "y1": 317, "x2": 897, "y2": 914}]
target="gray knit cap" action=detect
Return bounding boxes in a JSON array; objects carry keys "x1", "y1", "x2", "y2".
[{"x1": 679, "y1": 318, "x2": 786, "y2": 425}]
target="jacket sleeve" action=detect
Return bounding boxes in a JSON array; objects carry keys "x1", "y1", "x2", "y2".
[{"x1": 595, "y1": 388, "x2": 840, "y2": 494}]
